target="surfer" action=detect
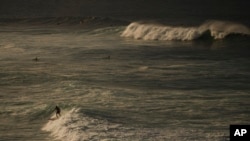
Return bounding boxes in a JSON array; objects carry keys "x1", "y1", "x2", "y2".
[
  {"x1": 54, "y1": 106, "x2": 61, "y2": 118},
  {"x1": 32, "y1": 57, "x2": 39, "y2": 62},
  {"x1": 103, "y1": 55, "x2": 111, "y2": 60}
]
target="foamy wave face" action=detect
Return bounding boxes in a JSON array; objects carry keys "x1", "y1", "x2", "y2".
[
  {"x1": 42, "y1": 108, "x2": 226, "y2": 141},
  {"x1": 121, "y1": 22, "x2": 201, "y2": 41},
  {"x1": 121, "y1": 21, "x2": 250, "y2": 41},
  {"x1": 42, "y1": 108, "x2": 135, "y2": 141},
  {"x1": 200, "y1": 20, "x2": 250, "y2": 39},
  {"x1": 42, "y1": 108, "x2": 133, "y2": 141},
  {"x1": 42, "y1": 108, "x2": 153, "y2": 141}
]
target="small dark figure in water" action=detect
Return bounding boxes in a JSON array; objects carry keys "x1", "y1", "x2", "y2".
[
  {"x1": 32, "y1": 57, "x2": 39, "y2": 62},
  {"x1": 54, "y1": 106, "x2": 61, "y2": 118},
  {"x1": 103, "y1": 55, "x2": 110, "y2": 60}
]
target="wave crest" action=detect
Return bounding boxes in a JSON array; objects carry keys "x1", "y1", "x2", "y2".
[{"x1": 121, "y1": 20, "x2": 250, "y2": 41}]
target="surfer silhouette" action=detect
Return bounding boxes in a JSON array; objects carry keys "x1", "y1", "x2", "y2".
[
  {"x1": 54, "y1": 106, "x2": 61, "y2": 118},
  {"x1": 32, "y1": 57, "x2": 39, "y2": 62}
]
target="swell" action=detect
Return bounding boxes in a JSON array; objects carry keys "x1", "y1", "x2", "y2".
[
  {"x1": 0, "y1": 16, "x2": 129, "y2": 27},
  {"x1": 121, "y1": 20, "x2": 250, "y2": 41}
]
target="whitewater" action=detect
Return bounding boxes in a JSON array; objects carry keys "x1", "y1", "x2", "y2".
[
  {"x1": 121, "y1": 20, "x2": 250, "y2": 41},
  {"x1": 0, "y1": 17, "x2": 250, "y2": 141}
]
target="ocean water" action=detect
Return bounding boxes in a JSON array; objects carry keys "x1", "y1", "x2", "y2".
[{"x1": 0, "y1": 17, "x2": 250, "y2": 141}]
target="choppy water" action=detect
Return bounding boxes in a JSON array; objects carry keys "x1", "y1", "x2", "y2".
[{"x1": 0, "y1": 20, "x2": 250, "y2": 141}]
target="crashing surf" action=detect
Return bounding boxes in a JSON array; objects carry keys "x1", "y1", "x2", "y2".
[
  {"x1": 42, "y1": 108, "x2": 227, "y2": 141},
  {"x1": 121, "y1": 20, "x2": 250, "y2": 41}
]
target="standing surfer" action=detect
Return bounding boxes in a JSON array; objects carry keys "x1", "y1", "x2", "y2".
[{"x1": 54, "y1": 106, "x2": 61, "y2": 118}]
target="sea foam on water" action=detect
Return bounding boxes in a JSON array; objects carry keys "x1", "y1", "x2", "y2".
[{"x1": 121, "y1": 20, "x2": 250, "y2": 41}]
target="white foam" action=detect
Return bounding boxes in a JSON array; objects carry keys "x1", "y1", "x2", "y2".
[
  {"x1": 42, "y1": 108, "x2": 227, "y2": 141},
  {"x1": 42, "y1": 108, "x2": 125, "y2": 141},
  {"x1": 121, "y1": 22, "x2": 200, "y2": 41},
  {"x1": 200, "y1": 20, "x2": 250, "y2": 39},
  {"x1": 121, "y1": 20, "x2": 250, "y2": 41},
  {"x1": 42, "y1": 108, "x2": 85, "y2": 141}
]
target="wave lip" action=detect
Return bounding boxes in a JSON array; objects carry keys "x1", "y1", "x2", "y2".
[{"x1": 121, "y1": 20, "x2": 250, "y2": 41}]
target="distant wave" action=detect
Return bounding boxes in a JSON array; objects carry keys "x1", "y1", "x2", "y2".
[
  {"x1": 121, "y1": 20, "x2": 250, "y2": 41},
  {"x1": 0, "y1": 16, "x2": 129, "y2": 27}
]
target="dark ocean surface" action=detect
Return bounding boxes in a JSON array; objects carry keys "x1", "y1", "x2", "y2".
[{"x1": 0, "y1": 1, "x2": 250, "y2": 141}]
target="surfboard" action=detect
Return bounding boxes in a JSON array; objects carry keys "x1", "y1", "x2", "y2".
[{"x1": 48, "y1": 117, "x2": 58, "y2": 121}]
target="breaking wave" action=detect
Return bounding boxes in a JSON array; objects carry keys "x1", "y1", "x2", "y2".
[
  {"x1": 42, "y1": 108, "x2": 226, "y2": 141},
  {"x1": 42, "y1": 108, "x2": 170, "y2": 141},
  {"x1": 121, "y1": 20, "x2": 250, "y2": 41}
]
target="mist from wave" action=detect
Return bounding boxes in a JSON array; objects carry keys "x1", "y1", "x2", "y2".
[{"x1": 121, "y1": 20, "x2": 250, "y2": 41}]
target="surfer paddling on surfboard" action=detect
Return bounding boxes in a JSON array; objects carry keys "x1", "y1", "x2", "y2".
[{"x1": 54, "y1": 106, "x2": 61, "y2": 118}]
